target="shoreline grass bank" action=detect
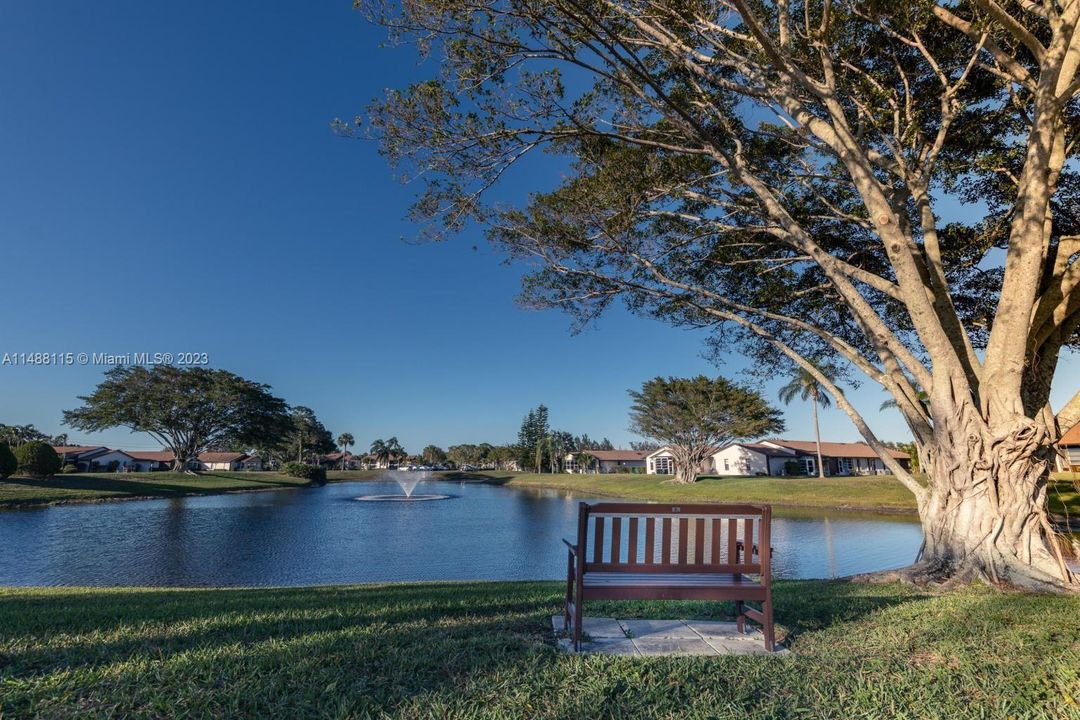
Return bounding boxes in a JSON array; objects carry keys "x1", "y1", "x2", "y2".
[
  {"x1": 0, "y1": 579, "x2": 1076, "y2": 718},
  {"x1": 0, "y1": 470, "x2": 382, "y2": 509}
]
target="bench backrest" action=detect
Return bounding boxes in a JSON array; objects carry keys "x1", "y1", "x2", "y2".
[{"x1": 576, "y1": 502, "x2": 771, "y2": 577}]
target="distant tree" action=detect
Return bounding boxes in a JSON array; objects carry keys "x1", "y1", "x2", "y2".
[
  {"x1": 370, "y1": 439, "x2": 389, "y2": 468},
  {"x1": 385, "y1": 437, "x2": 405, "y2": 466},
  {"x1": 13, "y1": 441, "x2": 61, "y2": 478},
  {"x1": 574, "y1": 450, "x2": 596, "y2": 474},
  {"x1": 63, "y1": 366, "x2": 291, "y2": 472},
  {"x1": 448, "y1": 443, "x2": 483, "y2": 468},
  {"x1": 598, "y1": 438, "x2": 615, "y2": 451},
  {"x1": 881, "y1": 388, "x2": 930, "y2": 415},
  {"x1": 0, "y1": 424, "x2": 48, "y2": 447},
  {"x1": 548, "y1": 430, "x2": 574, "y2": 472},
  {"x1": 487, "y1": 444, "x2": 518, "y2": 470},
  {"x1": 629, "y1": 441, "x2": 661, "y2": 452},
  {"x1": 421, "y1": 445, "x2": 447, "y2": 464},
  {"x1": 0, "y1": 442, "x2": 16, "y2": 479},
  {"x1": 49, "y1": 433, "x2": 68, "y2": 447},
  {"x1": 336, "y1": 432, "x2": 355, "y2": 470},
  {"x1": 886, "y1": 441, "x2": 921, "y2": 474},
  {"x1": 370, "y1": 437, "x2": 405, "y2": 468},
  {"x1": 517, "y1": 405, "x2": 550, "y2": 473},
  {"x1": 281, "y1": 407, "x2": 336, "y2": 465},
  {"x1": 629, "y1": 376, "x2": 785, "y2": 484},
  {"x1": 778, "y1": 364, "x2": 836, "y2": 479}
]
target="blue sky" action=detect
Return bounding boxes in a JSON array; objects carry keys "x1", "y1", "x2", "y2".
[{"x1": 0, "y1": 2, "x2": 1075, "y2": 453}]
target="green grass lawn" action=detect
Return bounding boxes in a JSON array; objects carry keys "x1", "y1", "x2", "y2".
[
  {"x1": 443, "y1": 470, "x2": 1080, "y2": 519},
  {"x1": 0, "y1": 580, "x2": 1076, "y2": 718},
  {"x1": 0, "y1": 470, "x2": 382, "y2": 508},
  {"x1": 446, "y1": 470, "x2": 921, "y2": 512}
]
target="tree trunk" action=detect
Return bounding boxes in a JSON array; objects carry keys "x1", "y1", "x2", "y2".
[
  {"x1": 812, "y1": 394, "x2": 825, "y2": 479},
  {"x1": 669, "y1": 446, "x2": 710, "y2": 484},
  {"x1": 913, "y1": 406, "x2": 1074, "y2": 591}
]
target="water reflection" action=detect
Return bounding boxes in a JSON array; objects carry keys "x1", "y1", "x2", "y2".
[{"x1": 0, "y1": 480, "x2": 922, "y2": 586}]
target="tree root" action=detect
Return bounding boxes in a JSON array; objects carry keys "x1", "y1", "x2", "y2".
[{"x1": 848, "y1": 559, "x2": 1080, "y2": 594}]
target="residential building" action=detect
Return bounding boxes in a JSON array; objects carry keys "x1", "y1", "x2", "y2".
[
  {"x1": 1058, "y1": 424, "x2": 1080, "y2": 472},
  {"x1": 190, "y1": 452, "x2": 250, "y2": 471},
  {"x1": 565, "y1": 450, "x2": 648, "y2": 474},
  {"x1": 318, "y1": 452, "x2": 361, "y2": 470},
  {"x1": 52, "y1": 446, "x2": 138, "y2": 472},
  {"x1": 644, "y1": 446, "x2": 717, "y2": 476},
  {"x1": 645, "y1": 439, "x2": 912, "y2": 477},
  {"x1": 125, "y1": 450, "x2": 176, "y2": 472}
]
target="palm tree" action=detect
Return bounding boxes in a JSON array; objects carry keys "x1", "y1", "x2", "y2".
[
  {"x1": 336, "y1": 432, "x2": 355, "y2": 471},
  {"x1": 385, "y1": 437, "x2": 405, "y2": 467},
  {"x1": 880, "y1": 389, "x2": 929, "y2": 413},
  {"x1": 778, "y1": 366, "x2": 833, "y2": 479},
  {"x1": 369, "y1": 439, "x2": 389, "y2": 469}
]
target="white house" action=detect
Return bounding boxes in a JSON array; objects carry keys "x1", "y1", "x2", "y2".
[
  {"x1": 644, "y1": 446, "x2": 718, "y2": 476},
  {"x1": 190, "y1": 452, "x2": 250, "y2": 471},
  {"x1": 52, "y1": 446, "x2": 139, "y2": 472},
  {"x1": 646, "y1": 439, "x2": 912, "y2": 477},
  {"x1": 566, "y1": 450, "x2": 648, "y2": 474},
  {"x1": 125, "y1": 450, "x2": 176, "y2": 472},
  {"x1": 710, "y1": 443, "x2": 795, "y2": 476}
]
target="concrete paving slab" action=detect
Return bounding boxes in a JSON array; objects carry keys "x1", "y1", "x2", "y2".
[
  {"x1": 619, "y1": 619, "x2": 698, "y2": 639},
  {"x1": 631, "y1": 637, "x2": 719, "y2": 656},
  {"x1": 554, "y1": 616, "x2": 786, "y2": 656},
  {"x1": 550, "y1": 615, "x2": 627, "y2": 639},
  {"x1": 683, "y1": 620, "x2": 743, "y2": 638},
  {"x1": 702, "y1": 637, "x2": 774, "y2": 655}
]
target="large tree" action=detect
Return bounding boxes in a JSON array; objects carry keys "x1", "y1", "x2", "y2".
[
  {"x1": 629, "y1": 376, "x2": 785, "y2": 483},
  {"x1": 361, "y1": 0, "x2": 1080, "y2": 589},
  {"x1": 64, "y1": 366, "x2": 291, "y2": 471}
]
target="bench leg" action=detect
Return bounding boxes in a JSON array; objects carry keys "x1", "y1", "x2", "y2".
[
  {"x1": 734, "y1": 600, "x2": 745, "y2": 633},
  {"x1": 762, "y1": 592, "x2": 775, "y2": 652},
  {"x1": 573, "y1": 579, "x2": 584, "y2": 651},
  {"x1": 564, "y1": 551, "x2": 574, "y2": 633}
]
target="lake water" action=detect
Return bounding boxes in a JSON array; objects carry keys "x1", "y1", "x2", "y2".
[{"x1": 0, "y1": 478, "x2": 922, "y2": 586}]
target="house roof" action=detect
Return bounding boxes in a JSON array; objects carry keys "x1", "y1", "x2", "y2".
[
  {"x1": 1061, "y1": 423, "x2": 1080, "y2": 446},
  {"x1": 645, "y1": 445, "x2": 721, "y2": 459},
  {"x1": 125, "y1": 450, "x2": 175, "y2": 462},
  {"x1": 52, "y1": 445, "x2": 108, "y2": 457},
  {"x1": 321, "y1": 452, "x2": 360, "y2": 461},
  {"x1": 733, "y1": 443, "x2": 795, "y2": 458},
  {"x1": 764, "y1": 439, "x2": 909, "y2": 460},
  {"x1": 577, "y1": 450, "x2": 649, "y2": 462}
]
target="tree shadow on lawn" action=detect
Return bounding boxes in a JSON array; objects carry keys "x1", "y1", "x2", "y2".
[
  {"x1": 0, "y1": 580, "x2": 964, "y2": 717},
  {"x1": 0, "y1": 582, "x2": 565, "y2": 717}
]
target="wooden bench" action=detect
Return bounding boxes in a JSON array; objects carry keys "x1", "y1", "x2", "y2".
[{"x1": 563, "y1": 502, "x2": 775, "y2": 652}]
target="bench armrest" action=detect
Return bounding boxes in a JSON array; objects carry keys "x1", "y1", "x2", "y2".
[{"x1": 562, "y1": 539, "x2": 578, "y2": 556}]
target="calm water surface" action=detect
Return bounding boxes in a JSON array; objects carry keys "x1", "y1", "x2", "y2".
[{"x1": 0, "y1": 479, "x2": 922, "y2": 586}]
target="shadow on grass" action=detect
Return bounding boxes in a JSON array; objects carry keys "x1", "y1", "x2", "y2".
[{"x1": 0, "y1": 581, "x2": 562, "y2": 716}]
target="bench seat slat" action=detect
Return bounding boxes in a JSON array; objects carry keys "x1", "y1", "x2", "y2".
[{"x1": 584, "y1": 572, "x2": 762, "y2": 587}]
